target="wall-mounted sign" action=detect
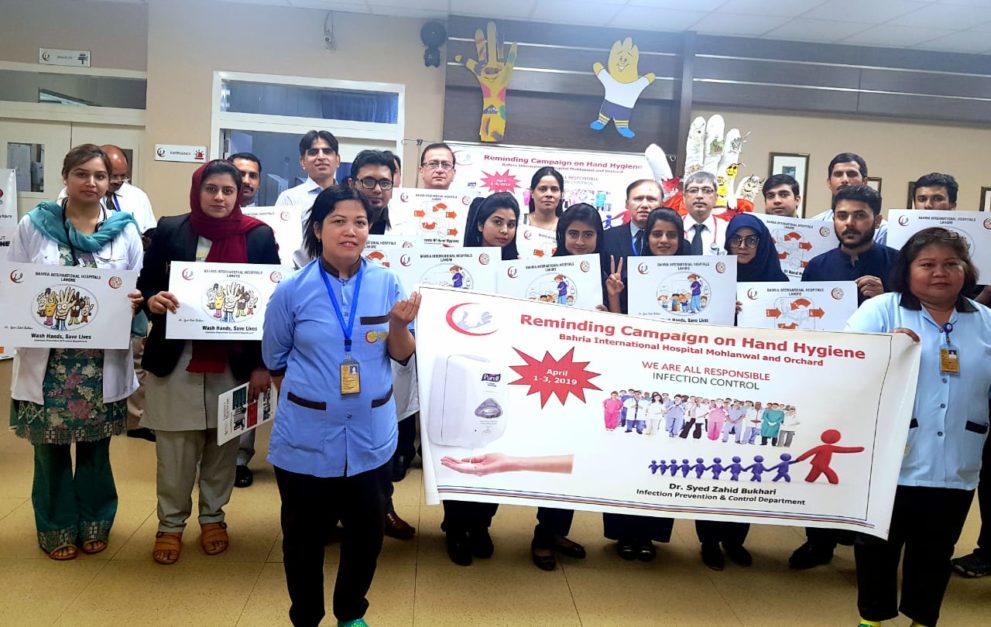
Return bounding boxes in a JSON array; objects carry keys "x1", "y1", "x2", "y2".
[
  {"x1": 154, "y1": 144, "x2": 207, "y2": 164},
  {"x1": 39, "y1": 48, "x2": 91, "y2": 67}
]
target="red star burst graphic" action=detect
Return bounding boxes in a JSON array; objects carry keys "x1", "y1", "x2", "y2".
[
  {"x1": 479, "y1": 169, "x2": 520, "y2": 193},
  {"x1": 508, "y1": 347, "x2": 601, "y2": 408}
]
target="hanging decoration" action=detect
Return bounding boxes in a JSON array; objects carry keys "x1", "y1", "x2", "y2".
[
  {"x1": 453, "y1": 22, "x2": 518, "y2": 143},
  {"x1": 589, "y1": 37, "x2": 655, "y2": 139}
]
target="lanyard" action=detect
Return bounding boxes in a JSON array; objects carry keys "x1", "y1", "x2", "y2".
[
  {"x1": 60, "y1": 201, "x2": 106, "y2": 266},
  {"x1": 923, "y1": 315, "x2": 955, "y2": 343},
  {"x1": 108, "y1": 193, "x2": 121, "y2": 213},
  {"x1": 318, "y1": 260, "x2": 364, "y2": 353}
]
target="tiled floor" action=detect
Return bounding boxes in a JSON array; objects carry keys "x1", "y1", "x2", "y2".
[{"x1": 1, "y1": 361, "x2": 989, "y2": 626}]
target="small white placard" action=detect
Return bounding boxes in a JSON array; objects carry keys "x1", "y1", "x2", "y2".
[
  {"x1": 39, "y1": 48, "x2": 91, "y2": 67},
  {"x1": 154, "y1": 144, "x2": 208, "y2": 163}
]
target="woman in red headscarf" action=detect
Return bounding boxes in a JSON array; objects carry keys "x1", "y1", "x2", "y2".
[{"x1": 137, "y1": 160, "x2": 280, "y2": 565}]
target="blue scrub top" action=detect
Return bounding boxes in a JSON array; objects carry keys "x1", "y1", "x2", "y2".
[
  {"x1": 846, "y1": 292, "x2": 991, "y2": 490},
  {"x1": 263, "y1": 258, "x2": 404, "y2": 478}
]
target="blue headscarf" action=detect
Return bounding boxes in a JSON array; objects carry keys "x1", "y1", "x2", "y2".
[
  {"x1": 27, "y1": 201, "x2": 137, "y2": 252},
  {"x1": 725, "y1": 214, "x2": 788, "y2": 283}
]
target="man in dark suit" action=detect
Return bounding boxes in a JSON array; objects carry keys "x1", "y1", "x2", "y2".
[{"x1": 601, "y1": 179, "x2": 663, "y2": 312}]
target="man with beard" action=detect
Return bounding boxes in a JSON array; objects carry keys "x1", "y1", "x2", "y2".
[
  {"x1": 347, "y1": 150, "x2": 417, "y2": 542},
  {"x1": 811, "y1": 152, "x2": 887, "y2": 245},
  {"x1": 228, "y1": 152, "x2": 262, "y2": 208},
  {"x1": 681, "y1": 171, "x2": 725, "y2": 255},
  {"x1": 790, "y1": 184, "x2": 898, "y2": 570}
]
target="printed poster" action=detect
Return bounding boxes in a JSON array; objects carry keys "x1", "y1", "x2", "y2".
[
  {"x1": 242, "y1": 205, "x2": 303, "y2": 267},
  {"x1": 498, "y1": 254, "x2": 603, "y2": 310},
  {"x1": 416, "y1": 285, "x2": 920, "y2": 537},
  {"x1": 217, "y1": 382, "x2": 278, "y2": 445},
  {"x1": 0, "y1": 169, "x2": 16, "y2": 252},
  {"x1": 166, "y1": 262, "x2": 288, "y2": 341},
  {"x1": 389, "y1": 248, "x2": 500, "y2": 296},
  {"x1": 389, "y1": 188, "x2": 478, "y2": 244},
  {"x1": 0, "y1": 263, "x2": 137, "y2": 349},
  {"x1": 627, "y1": 256, "x2": 737, "y2": 325},
  {"x1": 448, "y1": 142, "x2": 653, "y2": 227},
  {"x1": 755, "y1": 214, "x2": 837, "y2": 281},
  {"x1": 887, "y1": 210, "x2": 991, "y2": 276},
  {"x1": 737, "y1": 281, "x2": 858, "y2": 332},
  {"x1": 516, "y1": 224, "x2": 557, "y2": 259}
]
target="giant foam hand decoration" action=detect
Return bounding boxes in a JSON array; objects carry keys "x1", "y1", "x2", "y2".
[
  {"x1": 590, "y1": 37, "x2": 656, "y2": 139},
  {"x1": 683, "y1": 114, "x2": 750, "y2": 211},
  {"x1": 454, "y1": 21, "x2": 518, "y2": 143}
]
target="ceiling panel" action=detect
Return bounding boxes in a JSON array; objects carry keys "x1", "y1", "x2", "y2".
[
  {"x1": 763, "y1": 18, "x2": 874, "y2": 43},
  {"x1": 608, "y1": 6, "x2": 708, "y2": 31},
  {"x1": 801, "y1": 0, "x2": 930, "y2": 24},
  {"x1": 691, "y1": 12, "x2": 793, "y2": 37},
  {"x1": 838, "y1": 24, "x2": 956, "y2": 47}
]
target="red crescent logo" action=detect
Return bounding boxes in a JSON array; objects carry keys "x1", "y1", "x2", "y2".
[{"x1": 446, "y1": 303, "x2": 496, "y2": 336}]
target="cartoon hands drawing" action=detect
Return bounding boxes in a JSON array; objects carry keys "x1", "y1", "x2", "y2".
[
  {"x1": 453, "y1": 21, "x2": 518, "y2": 143},
  {"x1": 590, "y1": 37, "x2": 655, "y2": 139}
]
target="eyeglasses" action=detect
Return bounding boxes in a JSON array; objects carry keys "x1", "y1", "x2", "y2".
[
  {"x1": 422, "y1": 160, "x2": 454, "y2": 171},
  {"x1": 685, "y1": 186, "x2": 716, "y2": 195},
  {"x1": 728, "y1": 235, "x2": 760, "y2": 248},
  {"x1": 110, "y1": 175, "x2": 129, "y2": 184},
  {"x1": 357, "y1": 177, "x2": 393, "y2": 190}
]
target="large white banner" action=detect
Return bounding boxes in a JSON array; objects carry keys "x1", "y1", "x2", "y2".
[
  {"x1": 389, "y1": 188, "x2": 478, "y2": 244},
  {"x1": 498, "y1": 255, "x2": 603, "y2": 311},
  {"x1": 242, "y1": 205, "x2": 303, "y2": 267},
  {"x1": 887, "y1": 210, "x2": 991, "y2": 275},
  {"x1": 627, "y1": 256, "x2": 737, "y2": 325},
  {"x1": 736, "y1": 281, "x2": 858, "y2": 332},
  {"x1": 0, "y1": 170, "x2": 16, "y2": 360},
  {"x1": 755, "y1": 214, "x2": 837, "y2": 281},
  {"x1": 0, "y1": 263, "x2": 137, "y2": 349},
  {"x1": 416, "y1": 286, "x2": 920, "y2": 538},
  {"x1": 447, "y1": 142, "x2": 653, "y2": 227},
  {"x1": 166, "y1": 262, "x2": 288, "y2": 340}
]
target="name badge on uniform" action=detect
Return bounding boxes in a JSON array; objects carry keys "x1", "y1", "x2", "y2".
[
  {"x1": 939, "y1": 343, "x2": 960, "y2": 375},
  {"x1": 340, "y1": 355, "x2": 361, "y2": 395}
]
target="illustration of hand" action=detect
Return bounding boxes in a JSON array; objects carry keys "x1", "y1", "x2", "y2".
[
  {"x1": 441, "y1": 453, "x2": 574, "y2": 476},
  {"x1": 453, "y1": 21, "x2": 518, "y2": 143}
]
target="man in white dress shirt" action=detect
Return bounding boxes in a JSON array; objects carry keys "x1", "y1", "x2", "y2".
[
  {"x1": 275, "y1": 130, "x2": 340, "y2": 222},
  {"x1": 681, "y1": 171, "x2": 725, "y2": 255},
  {"x1": 809, "y1": 152, "x2": 887, "y2": 245},
  {"x1": 229, "y1": 152, "x2": 262, "y2": 208}
]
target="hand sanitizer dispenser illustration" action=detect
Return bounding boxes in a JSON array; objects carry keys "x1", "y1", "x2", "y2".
[{"x1": 429, "y1": 354, "x2": 507, "y2": 447}]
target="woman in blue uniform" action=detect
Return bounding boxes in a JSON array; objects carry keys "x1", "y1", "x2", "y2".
[
  {"x1": 263, "y1": 185, "x2": 419, "y2": 627},
  {"x1": 847, "y1": 227, "x2": 991, "y2": 627}
]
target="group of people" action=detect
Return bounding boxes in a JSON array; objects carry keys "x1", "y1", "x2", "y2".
[
  {"x1": 604, "y1": 391, "x2": 797, "y2": 446},
  {"x1": 5, "y1": 132, "x2": 991, "y2": 627}
]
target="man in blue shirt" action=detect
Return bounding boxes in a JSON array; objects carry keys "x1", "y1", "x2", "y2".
[
  {"x1": 791, "y1": 184, "x2": 900, "y2": 570},
  {"x1": 802, "y1": 185, "x2": 899, "y2": 305}
]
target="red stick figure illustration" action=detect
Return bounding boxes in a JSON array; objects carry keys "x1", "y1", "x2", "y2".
[{"x1": 793, "y1": 429, "x2": 864, "y2": 484}]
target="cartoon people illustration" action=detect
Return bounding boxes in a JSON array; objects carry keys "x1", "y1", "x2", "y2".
[
  {"x1": 80, "y1": 298, "x2": 93, "y2": 324},
  {"x1": 707, "y1": 457, "x2": 725, "y2": 480},
  {"x1": 69, "y1": 296, "x2": 83, "y2": 326},
  {"x1": 693, "y1": 458, "x2": 707, "y2": 479},
  {"x1": 706, "y1": 399, "x2": 728, "y2": 441},
  {"x1": 36, "y1": 289, "x2": 50, "y2": 319},
  {"x1": 235, "y1": 288, "x2": 249, "y2": 319},
  {"x1": 688, "y1": 274, "x2": 703, "y2": 313},
  {"x1": 793, "y1": 429, "x2": 864, "y2": 484},
  {"x1": 727, "y1": 456, "x2": 744, "y2": 481},
  {"x1": 246, "y1": 292, "x2": 258, "y2": 316},
  {"x1": 208, "y1": 282, "x2": 223, "y2": 319},
  {"x1": 43, "y1": 290, "x2": 57, "y2": 326},
  {"x1": 745, "y1": 455, "x2": 769, "y2": 482},
  {"x1": 602, "y1": 391, "x2": 623, "y2": 431},
  {"x1": 53, "y1": 292, "x2": 72, "y2": 331},
  {"x1": 554, "y1": 274, "x2": 568, "y2": 305},
  {"x1": 589, "y1": 37, "x2": 656, "y2": 138},
  {"x1": 452, "y1": 21, "x2": 518, "y2": 143},
  {"x1": 222, "y1": 287, "x2": 237, "y2": 323},
  {"x1": 771, "y1": 454, "x2": 793, "y2": 482},
  {"x1": 449, "y1": 265, "x2": 465, "y2": 289}
]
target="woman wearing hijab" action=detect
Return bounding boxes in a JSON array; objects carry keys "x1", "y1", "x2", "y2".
[
  {"x1": 8, "y1": 144, "x2": 144, "y2": 560},
  {"x1": 138, "y1": 160, "x2": 280, "y2": 565},
  {"x1": 695, "y1": 213, "x2": 788, "y2": 571}
]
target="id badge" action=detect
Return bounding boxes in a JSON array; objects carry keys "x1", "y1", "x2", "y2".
[
  {"x1": 939, "y1": 343, "x2": 960, "y2": 375},
  {"x1": 340, "y1": 355, "x2": 361, "y2": 395}
]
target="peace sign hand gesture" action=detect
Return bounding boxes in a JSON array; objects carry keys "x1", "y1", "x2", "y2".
[{"x1": 606, "y1": 255, "x2": 625, "y2": 297}]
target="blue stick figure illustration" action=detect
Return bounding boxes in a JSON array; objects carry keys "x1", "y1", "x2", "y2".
[
  {"x1": 772, "y1": 454, "x2": 793, "y2": 482},
  {"x1": 649, "y1": 460, "x2": 661, "y2": 475},
  {"x1": 680, "y1": 459, "x2": 692, "y2": 478},
  {"x1": 657, "y1": 459, "x2": 669, "y2": 475},
  {"x1": 707, "y1": 457, "x2": 725, "y2": 480},
  {"x1": 693, "y1": 458, "x2": 707, "y2": 479},
  {"x1": 668, "y1": 459, "x2": 679, "y2": 477},
  {"x1": 746, "y1": 455, "x2": 770, "y2": 482},
  {"x1": 728, "y1": 456, "x2": 744, "y2": 481}
]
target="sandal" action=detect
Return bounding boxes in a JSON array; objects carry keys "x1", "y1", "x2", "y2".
[
  {"x1": 200, "y1": 522, "x2": 229, "y2": 555},
  {"x1": 47, "y1": 544, "x2": 78, "y2": 561},
  {"x1": 153, "y1": 532, "x2": 182, "y2": 565},
  {"x1": 81, "y1": 539, "x2": 107, "y2": 555}
]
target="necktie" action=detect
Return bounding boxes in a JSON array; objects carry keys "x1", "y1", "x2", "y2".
[
  {"x1": 690, "y1": 224, "x2": 705, "y2": 255},
  {"x1": 634, "y1": 229, "x2": 644, "y2": 256}
]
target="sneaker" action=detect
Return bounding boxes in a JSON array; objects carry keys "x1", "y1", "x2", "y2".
[
  {"x1": 701, "y1": 542, "x2": 725, "y2": 571},
  {"x1": 789, "y1": 541, "x2": 833, "y2": 570},
  {"x1": 952, "y1": 551, "x2": 991, "y2": 578}
]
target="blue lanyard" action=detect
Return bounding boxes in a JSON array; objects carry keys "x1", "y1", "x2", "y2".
[
  {"x1": 108, "y1": 193, "x2": 121, "y2": 213},
  {"x1": 318, "y1": 260, "x2": 364, "y2": 353}
]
